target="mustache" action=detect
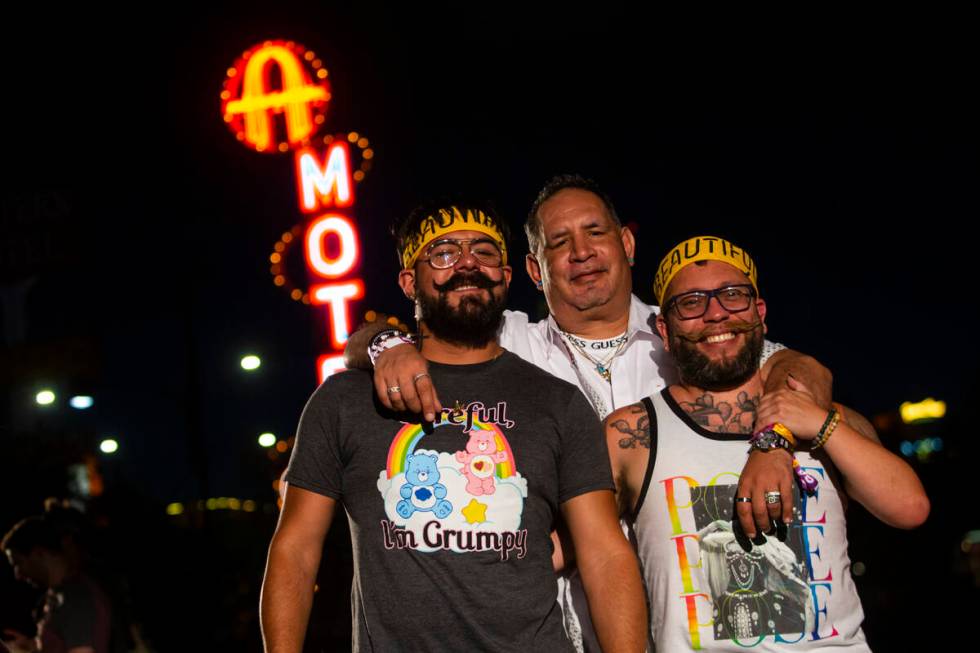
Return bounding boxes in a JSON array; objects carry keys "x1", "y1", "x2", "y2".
[
  {"x1": 433, "y1": 272, "x2": 503, "y2": 293},
  {"x1": 672, "y1": 320, "x2": 763, "y2": 343}
]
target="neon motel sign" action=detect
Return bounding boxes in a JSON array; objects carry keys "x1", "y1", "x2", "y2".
[{"x1": 222, "y1": 40, "x2": 370, "y2": 383}]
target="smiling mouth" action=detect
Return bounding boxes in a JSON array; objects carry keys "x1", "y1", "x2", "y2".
[
  {"x1": 703, "y1": 332, "x2": 737, "y2": 344},
  {"x1": 571, "y1": 269, "x2": 604, "y2": 282}
]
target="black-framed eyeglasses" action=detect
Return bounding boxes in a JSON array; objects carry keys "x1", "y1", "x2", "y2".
[
  {"x1": 422, "y1": 238, "x2": 504, "y2": 269},
  {"x1": 664, "y1": 284, "x2": 755, "y2": 320}
]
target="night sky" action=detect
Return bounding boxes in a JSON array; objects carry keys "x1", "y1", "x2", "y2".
[{"x1": 3, "y1": 4, "x2": 977, "y2": 647}]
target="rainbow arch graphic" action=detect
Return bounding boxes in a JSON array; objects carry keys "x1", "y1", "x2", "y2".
[{"x1": 386, "y1": 419, "x2": 517, "y2": 480}]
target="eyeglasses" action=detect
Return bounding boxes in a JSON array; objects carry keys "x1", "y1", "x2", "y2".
[
  {"x1": 664, "y1": 284, "x2": 755, "y2": 320},
  {"x1": 422, "y1": 238, "x2": 504, "y2": 269}
]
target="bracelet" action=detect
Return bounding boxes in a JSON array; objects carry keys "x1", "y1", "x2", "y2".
[
  {"x1": 367, "y1": 329, "x2": 417, "y2": 367},
  {"x1": 811, "y1": 408, "x2": 840, "y2": 450},
  {"x1": 749, "y1": 423, "x2": 796, "y2": 453}
]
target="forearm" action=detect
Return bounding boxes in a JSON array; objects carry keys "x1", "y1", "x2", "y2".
[
  {"x1": 260, "y1": 538, "x2": 321, "y2": 652},
  {"x1": 578, "y1": 546, "x2": 647, "y2": 653},
  {"x1": 763, "y1": 350, "x2": 833, "y2": 409},
  {"x1": 342, "y1": 318, "x2": 395, "y2": 370},
  {"x1": 821, "y1": 422, "x2": 929, "y2": 529}
]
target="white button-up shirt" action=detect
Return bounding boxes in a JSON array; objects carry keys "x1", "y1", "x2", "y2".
[{"x1": 500, "y1": 294, "x2": 678, "y2": 416}]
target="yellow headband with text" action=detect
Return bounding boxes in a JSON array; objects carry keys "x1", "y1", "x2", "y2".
[
  {"x1": 400, "y1": 206, "x2": 508, "y2": 269},
  {"x1": 653, "y1": 235, "x2": 758, "y2": 305}
]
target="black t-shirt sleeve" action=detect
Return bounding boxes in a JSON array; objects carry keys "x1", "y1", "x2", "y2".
[
  {"x1": 284, "y1": 380, "x2": 345, "y2": 500},
  {"x1": 557, "y1": 388, "x2": 615, "y2": 504}
]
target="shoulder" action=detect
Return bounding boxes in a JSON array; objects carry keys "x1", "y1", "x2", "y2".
[
  {"x1": 604, "y1": 401, "x2": 652, "y2": 442},
  {"x1": 499, "y1": 351, "x2": 580, "y2": 395},
  {"x1": 303, "y1": 368, "x2": 374, "y2": 412}
]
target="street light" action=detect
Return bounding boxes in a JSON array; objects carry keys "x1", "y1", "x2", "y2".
[
  {"x1": 100, "y1": 439, "x2": 119, "y2": 454},
  {"x1": 258, "y1": 432, "x2": 276, "y2": 448},
  {"x1": 241, "y1": 355, "x2": 261, "y2": 371},
  {"x1": 70, "y1": 396, "x2": 94, "y2": 409},
  {"x1": 36, "y1": 390, "x2": 56, "y2": 405}
]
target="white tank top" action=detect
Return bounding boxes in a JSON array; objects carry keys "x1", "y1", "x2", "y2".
[{"x1": 631, "y1": 390, "x2": 870, "y2": 651}]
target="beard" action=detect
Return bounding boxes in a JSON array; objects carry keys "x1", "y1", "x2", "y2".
[
  {"x1": 417, "y1": 271, "x2": 507, "y2": 349},
  {"x1": 669, "y1": 321, "x2": 764, "y2": 391}
]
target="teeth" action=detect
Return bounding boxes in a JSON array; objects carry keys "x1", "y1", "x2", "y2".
[
  {"x1": 454, "y1": 285, "x2": 478, "y2": 291},
  {"x1": 705, "y1": 332, "x2": 735, "y2": 344}
]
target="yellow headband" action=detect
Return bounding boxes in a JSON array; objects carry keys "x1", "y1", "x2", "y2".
[
  {"x1": 653, "y1": 235, "x2": 758, "y2": 305},
  {"x1": 399, "y1": 206, "x2": 508, "y2": 269}
]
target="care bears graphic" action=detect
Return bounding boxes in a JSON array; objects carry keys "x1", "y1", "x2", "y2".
[{"x1": 377, "y1": 402, "x2": 529, "y2": 557}]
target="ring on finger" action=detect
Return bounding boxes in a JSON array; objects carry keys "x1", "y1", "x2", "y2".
[
  {"x1": 764, "y1": 491, "x2": 781, "y2": 505},
  {"x1": 734, "y1": 497, "x2": 752, "y2": 503},
  {"x1": 412, "y1": 372, "x2": 430, "y2": 383},
  {"x1": 387, "y1": 385, "x2": 401, "y2": 395}
]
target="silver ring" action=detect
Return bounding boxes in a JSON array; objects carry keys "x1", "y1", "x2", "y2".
[
  {"x1": 764, "y1": 491, "x2": 782, "y2": 504},
  {"x1": 387, "y1": 385, "x2": 401, "y2": 394},
  {"x1": 734, "y1": 497, "x2": 752, "y2": 503},
  {"x1": 412, "y1": 372, "x2": 430, "y2": 383}
]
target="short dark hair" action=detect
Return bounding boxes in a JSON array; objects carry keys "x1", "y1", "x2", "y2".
[
  {"x1": 392, "y1": 198, "x2": 511, "y2": 268},
  {"x1": 525, "y1": 174, "x2": 621, "y2": 255},
  {"x1": 2, "y1": 516, "x2": 61, "y2": 555}
]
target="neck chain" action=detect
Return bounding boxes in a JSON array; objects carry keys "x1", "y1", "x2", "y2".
[{"x1": 559, "y1": 330, "x2": 628, "y2": 382}]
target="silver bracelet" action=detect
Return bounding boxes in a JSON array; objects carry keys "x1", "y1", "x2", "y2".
[{"x1": 368, "y1": 329, "x2": 417, "y2": 367}]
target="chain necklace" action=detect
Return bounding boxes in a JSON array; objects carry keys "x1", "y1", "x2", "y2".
[{"x1": 559, "y1": 330, "x2": 629, "y2": 382}]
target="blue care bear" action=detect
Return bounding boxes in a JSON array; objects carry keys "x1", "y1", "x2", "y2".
[{"x1": 397, "y1": 453, "x2": 453, "y2": 519}]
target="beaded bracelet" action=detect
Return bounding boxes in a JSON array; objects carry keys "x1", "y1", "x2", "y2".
[
  {"x1": 368, "y1": 329, "x2": 417, "y2": 367},
  {"x1": 811, "y1": 408, "x2": 841, "y2": 450}
]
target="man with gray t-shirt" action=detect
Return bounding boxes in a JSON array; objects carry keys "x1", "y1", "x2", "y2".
[{"x1": 259, "y1": 199, "x2": 647, "y2": 652}]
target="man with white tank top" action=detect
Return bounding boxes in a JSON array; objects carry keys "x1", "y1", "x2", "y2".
[{"x1": 604, "y1": 235, "x2": 930, "y2": 651}]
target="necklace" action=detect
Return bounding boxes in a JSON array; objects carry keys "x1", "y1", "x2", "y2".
[{"x1": 559, "y1": 331, "x2": 628, "y2": 382}]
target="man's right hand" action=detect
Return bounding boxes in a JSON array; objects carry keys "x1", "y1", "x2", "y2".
[{"x1": 374, "y1": 344, "x2": 441, "y2": 422}]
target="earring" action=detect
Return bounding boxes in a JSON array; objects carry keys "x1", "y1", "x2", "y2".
[
  {"x1": 627, "y1": 256, "x2": 635, "y2": 265},
  {"x1": 535, "y1": 280, "x2": 543, "y2": 290}
]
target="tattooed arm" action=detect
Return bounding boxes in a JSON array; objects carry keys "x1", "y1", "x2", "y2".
[{"x1": 604, "y1": 402, "x2": 652, "y2": 518}]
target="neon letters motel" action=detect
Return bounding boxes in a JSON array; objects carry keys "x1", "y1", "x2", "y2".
[{"x1": 222, "y1": 40, "x2": 371, "y2": 383}]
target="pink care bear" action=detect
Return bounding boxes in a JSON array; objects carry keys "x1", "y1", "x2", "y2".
[{"x1": 455, "y1": 430, "x2": 508, "y2": 495}]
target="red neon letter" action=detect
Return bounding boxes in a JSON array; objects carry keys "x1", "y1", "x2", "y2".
[
  {"x1": 305, "y1": 214, "x2": 359, "y2": 279},
  {"x1": 311, "y1": 280, "x2": 364, "y2": 348},
  {"x1": 317, "y1": 354, "x2": 347, "y2": 384},
  {"x1": 296, "y1": 143, "x2": 354, "y2": 212}
]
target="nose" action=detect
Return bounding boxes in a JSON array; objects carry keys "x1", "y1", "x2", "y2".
[
  {"x1": 569, "y1": 233, "x2": 596, "y2": 262},
  {"x1": 453, "y1": 244, "x2": 480, "y2": 270},
  {"x1": 702, "y1": 295, "x2": 730, "y2": 322}
]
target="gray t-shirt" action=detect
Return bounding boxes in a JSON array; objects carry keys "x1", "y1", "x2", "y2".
[{"x1": 286, "y1": 350, "x2": 614, "y2": 652}]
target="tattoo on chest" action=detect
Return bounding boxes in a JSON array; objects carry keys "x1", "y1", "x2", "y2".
[
  {"x1": 679, "y1": 391, "x2": 759, "y2": 434},
  {"x1": 612, "y1": 404, "x2": 651, "y2": 449}
]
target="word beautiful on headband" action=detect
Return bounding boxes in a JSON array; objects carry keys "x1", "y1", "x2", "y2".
[
  {"x1": 653, "y1": 235, "x2": 758, "y2": 305},
  {"x1": 400, "y1": 207, "x2": 508, "y2": 270}
]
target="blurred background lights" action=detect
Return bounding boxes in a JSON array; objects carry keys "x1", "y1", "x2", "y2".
[
  {"x1": 36, "y1": 390, "x2": 56, "y2": 405},
  {"x1": 166, "y1": 502, "x2": 184, "y2": 516},
  {"x1": 100, "y1": 439, "x2": 119, "y2": 454},
  {"x1": 258, "y1": 432, "x2": 277, "y2": 448},
  {"x1": 900, "y1": 398, "x2": 946, "y2": 424},
  {"x1": 962, "y1": 530, "x2": 980, "y2": 553},
  {"x1": 241, "y1": 355, "x2": 261, "y2": 370},
  {"x1": 70, "y1": 395, "x2": 94, "y2": 409}
]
